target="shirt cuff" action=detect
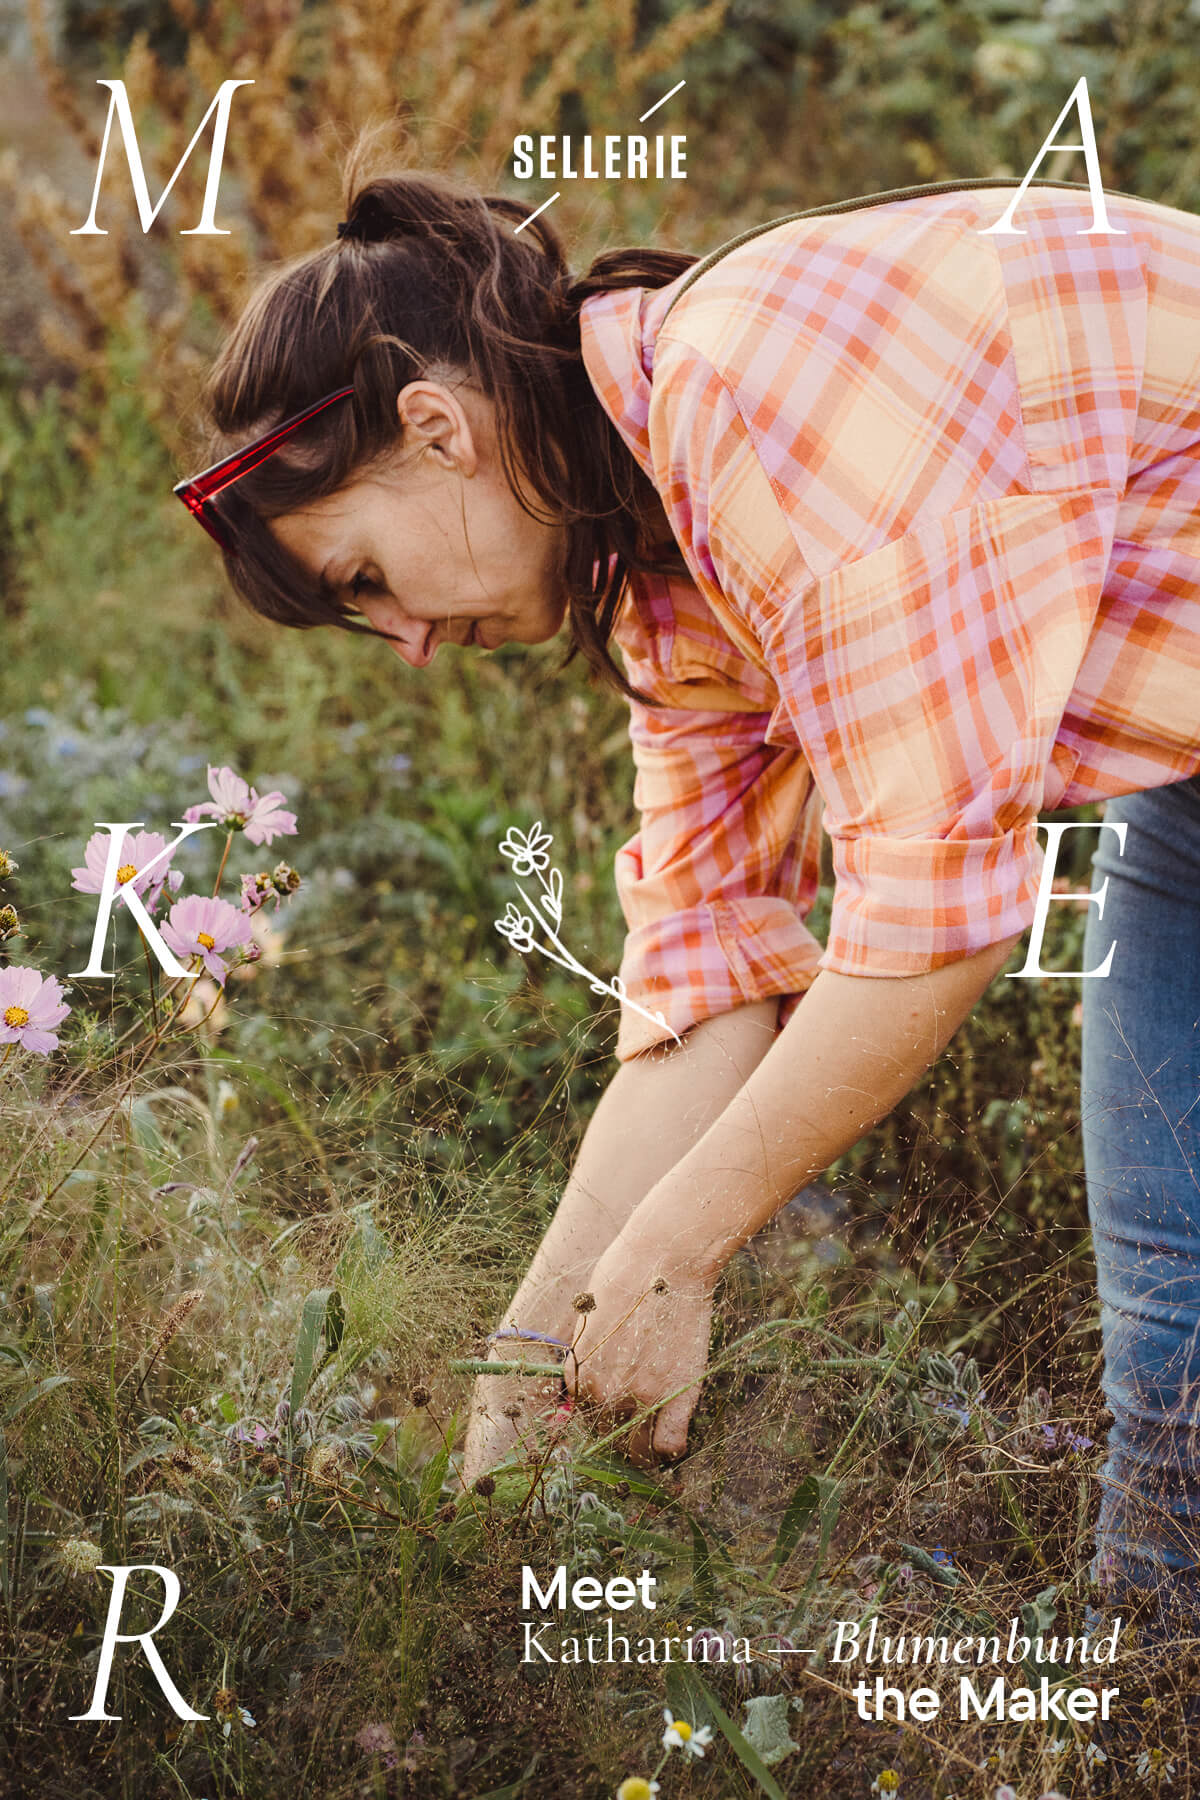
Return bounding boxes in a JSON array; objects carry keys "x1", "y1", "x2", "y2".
[
  {"x1": 820, "y1": 826, "x2": 1045, "y2": 975},
  {"x1": 615, "y1": 894, "x2": 823, "y2": 1060}
]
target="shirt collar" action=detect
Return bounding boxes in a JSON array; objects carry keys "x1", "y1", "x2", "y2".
[{"x1": 578, "y1": 280, "x2": 685, "y2": 474}]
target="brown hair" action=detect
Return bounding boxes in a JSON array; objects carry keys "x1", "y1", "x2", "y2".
[{"x1": 199, "y1": 142, "x2": 697, "y2": 701}]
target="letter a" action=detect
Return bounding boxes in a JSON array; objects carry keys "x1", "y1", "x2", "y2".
[
  {"x1": 70, "y1": 821, "x2": 216, "y2": 980},
  {"x1": 1006, "y1": 819, "x2": 1128, "y2": 979},
  {"x1": 980, "y1": 77, "x2": 1125, "y2": 237},
  {"x1": 69, "y1": 1564, "x2": 208, "y2": 1721},
  {"x1": 71, "y1": 79, "x2": 253, "y2": 236}
]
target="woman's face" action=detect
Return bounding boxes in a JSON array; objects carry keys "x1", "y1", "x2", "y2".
[{"x1": 270, "y1": 378, "x2": 569, "y2": 667}]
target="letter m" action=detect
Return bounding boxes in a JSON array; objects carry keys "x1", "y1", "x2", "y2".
[
  {"x1": 521, "y1": 1565, "x2": 566, "y2": 1609},
  {"x1": 71, "y1": 79, "x2": 253, "y2": 237}
]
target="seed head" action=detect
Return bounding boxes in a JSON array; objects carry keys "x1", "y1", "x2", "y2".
[
  {"x1": 306, "y1": 1440, "x2": 348, "y2": 1488},
  {"x1": 151, "y1": 1288, "x2": 205, "y2": 1355},
  {"x1": 409, "y1": 1384, "x2": 431, "y2": 1408},
  {"x1": 572, "y1": 1292, "x2": 596, "y2": 1314},
  {"x1": 57, "y1": 1537, "x2": 103, "y2": 1576}
]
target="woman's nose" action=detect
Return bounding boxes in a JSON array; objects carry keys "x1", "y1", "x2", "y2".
[{"x1": 367, "y1": 602, "x2": 435, "y2": 668}]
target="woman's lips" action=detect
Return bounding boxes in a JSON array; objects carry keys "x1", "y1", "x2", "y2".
[{"x1": 420, "y1": 619, "x2": 484, "y2": 660}]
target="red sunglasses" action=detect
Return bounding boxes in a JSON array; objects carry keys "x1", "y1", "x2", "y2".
[{"x1": 173, "y1": 385, "x2": 356, "y2": 556}]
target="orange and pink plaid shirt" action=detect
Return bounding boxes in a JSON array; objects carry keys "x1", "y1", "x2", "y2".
[{"x1": 579, "y1": 186, "x2": 1200, "y2": 1060}]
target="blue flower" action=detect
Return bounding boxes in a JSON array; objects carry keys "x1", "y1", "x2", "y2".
[{"x1": 24, "y1": 707, "x2": 53, "y2": 728}]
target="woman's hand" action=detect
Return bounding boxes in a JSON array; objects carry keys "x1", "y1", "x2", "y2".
[
  {"x1": 567, "y1": 1225, "x2": 716, "y2": 1467},
  {"x1": 460, "y1": 1366, "x2": 571, "y2": 1490}
]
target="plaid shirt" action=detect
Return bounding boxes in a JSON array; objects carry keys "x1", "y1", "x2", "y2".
[{"x1": 579, "y1": 186, "x2": 1200, "y2": 1060}]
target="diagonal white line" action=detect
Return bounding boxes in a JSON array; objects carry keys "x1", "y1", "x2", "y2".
[
  {"x1": 513, "y1": 191, "x2": 562, "y2": 233},
  {"x1": 639, "y1": 79, "x2": 686, "y2": 122}
]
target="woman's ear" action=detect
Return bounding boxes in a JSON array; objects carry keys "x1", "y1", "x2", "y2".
[{"x1": 395, "y1": 381, "x2": 478, "y2": 476}]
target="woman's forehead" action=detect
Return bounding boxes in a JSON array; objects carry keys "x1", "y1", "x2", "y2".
[{"x1": 269, "y1": 487, "x2": 369, "y2": 567}]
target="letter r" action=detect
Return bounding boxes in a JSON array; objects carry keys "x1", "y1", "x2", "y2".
[{"x1": 69, "y1": 1564, "x2": 208, "y2": 1721}]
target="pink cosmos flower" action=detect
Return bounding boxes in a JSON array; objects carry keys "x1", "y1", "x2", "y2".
[
  {"x1": 184, "y1": 765, "x2": 297, "y2": 847},
  {"x1": 70, "y1": 829, "x2": 182, "y2": 914},
  {"x1": 0, "y1": 966, "x2": 71, "y2": 1055},
  {"x1": 160, "y1": 894, "x2": 254, "y2": 986}
]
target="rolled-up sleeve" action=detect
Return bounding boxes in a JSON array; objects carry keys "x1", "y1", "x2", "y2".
[
  {"x1": 644, "y1": 328, "x2": 1121, "y2": 983},
  {"x1": 612, "y1": 649, "x2": 824, "y2": 1061}
]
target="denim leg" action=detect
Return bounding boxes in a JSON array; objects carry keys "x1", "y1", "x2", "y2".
[{"x1": 1081, "y1": 774, "x2": 1200, "y2": 1616}]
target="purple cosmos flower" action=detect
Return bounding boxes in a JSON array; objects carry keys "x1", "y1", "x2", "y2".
[
  {"x1": 184, "y1": 765, "x2": 297, "y2": 847},
  {"x1": 0, "y1": 966, "x2": 71, "y2": 1055},
  {"x1": 70, "y1": 829, "x2": 181, "y2": 913},
  {"x1": 160, "y1": 895, "x2": 254, "y2": 985}
]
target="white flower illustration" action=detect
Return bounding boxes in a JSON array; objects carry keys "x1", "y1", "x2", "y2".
[
  {"x1": 498, "y1": 821, "x2": 553, "y2": 877},
  {"x1": 494, "y1": 901, "x2": 536, "y2": 954},
  {"x1": 493, "y1": 822, "x2": 680, "y2": 1044}
]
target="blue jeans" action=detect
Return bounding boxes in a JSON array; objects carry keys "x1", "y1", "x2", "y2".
[{"x1": 1082, "y1": 773, "x2": 1200, "y2": 1618}]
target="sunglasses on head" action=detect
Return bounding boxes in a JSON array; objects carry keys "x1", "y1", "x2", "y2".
[{"x1": 172, "y1": 384, "x2": 357, "y2": 557}]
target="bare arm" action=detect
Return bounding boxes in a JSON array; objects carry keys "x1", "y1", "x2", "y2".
[
  {"x1": 572, "y1": 933, "x2": 1021, "y2": 1458},
  {"x1": 460, "y1": 998, "x2": 780, "y2": 1479},
  {"x1": 630, "y1": 934, "x2": 1022, "y2": 1280},
  {"x1": 497, "y1": 996, "x2": 783, "y2": 1332}
]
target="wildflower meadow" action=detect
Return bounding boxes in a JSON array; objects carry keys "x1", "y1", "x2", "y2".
[{"x1": 5, "y1": 1, "x2": 1200, "y2": 1797}]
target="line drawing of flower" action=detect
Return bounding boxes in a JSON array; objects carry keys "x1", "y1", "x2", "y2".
[
  {"x1": 498, "y1": 821, "x2": 554, "y2": 878},
  {"x1": 494, "y1": 902, "x2": 536, "y2": 955},
  {"x1": 493, "y1": 822, "x2": 681, "y2": 1045}
]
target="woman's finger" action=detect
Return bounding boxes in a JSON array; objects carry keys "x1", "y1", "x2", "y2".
[
  {"x1": 623, "y1": 1409, "x2": 660, "y2": 1469},
  {"x1": 650, "y1": 1389, "x2": 693, "y2": 1459}
]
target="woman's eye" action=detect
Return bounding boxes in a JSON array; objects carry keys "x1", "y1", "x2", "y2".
[{"x1": 349, "y1": 571, "x2": 373, "y2": 598}]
